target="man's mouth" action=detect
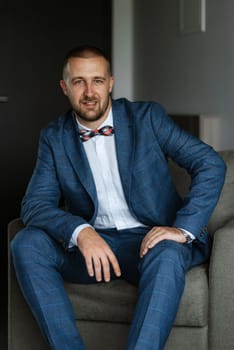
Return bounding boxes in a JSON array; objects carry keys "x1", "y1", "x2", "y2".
[{"x1": 82, "y1": 99, "x2": 97, "y2": 106}]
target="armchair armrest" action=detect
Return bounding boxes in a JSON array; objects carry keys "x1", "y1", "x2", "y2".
[
  {"x1": 209, "y1": 218, "x2": 234, "y2": 350},
  {"x1": 8, "y1": 218, "x2": 50, "y2": 349},
  {"x1": 8, "y1": 218, "x2": 24, "y2": 242}
]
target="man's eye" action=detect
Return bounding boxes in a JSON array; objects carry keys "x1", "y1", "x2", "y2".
[
  {"x1": 94, "y1": 79, "x2": 104, "y2": 85},
  {"x1": 74, "y1": 80, "x2": 84, "y2": 85}
]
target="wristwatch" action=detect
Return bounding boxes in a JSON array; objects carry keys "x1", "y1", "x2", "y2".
[{"x1": 177, "y1": 228, "x2": 194, "y2": 244}]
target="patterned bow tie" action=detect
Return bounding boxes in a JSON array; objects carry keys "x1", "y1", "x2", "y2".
[{"x1": 79, "y1": 125, "x2": 114, "y2": 142}]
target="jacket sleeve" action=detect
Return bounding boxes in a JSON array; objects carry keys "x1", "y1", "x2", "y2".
[
  {"x1": 150, "y1": 102, "x2": 227, "y2": 237},
  {"x1": 21, "y1": 129, "x2": 88, "y2": 249}
]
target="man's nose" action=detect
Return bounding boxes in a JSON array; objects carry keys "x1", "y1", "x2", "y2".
[{"x1": 84, "y1": 82, "x2": 94, "y2": 96}]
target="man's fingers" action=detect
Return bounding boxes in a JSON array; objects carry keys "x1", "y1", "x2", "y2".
[
  {"x1": 140, "y1": 234, "x2": 164, "y2": 257},
  {"x1": 140, "y1": 228, "x2": 161, "y2": 257},
  {"x1": 86, "y1": 256, "x2": 94, "y2": 278},
  {"x1": 140, "y1": 226, "x2": 185, "y2": 258},
  {"x1": 98, "y1": 254, "x2": 111, "y2": 282},
  {"x1": 77, "y1": 227, "x2": 121, "y2": 282},
  {"x1": 108, "y1": 252, "x2": 121, "y2": 278},
  {"x1": 86, "y1": 250, "x2": 121, "y2": 282},
  {"x1": 92, "y1": 256, "x2": 103, "y2": 282}
]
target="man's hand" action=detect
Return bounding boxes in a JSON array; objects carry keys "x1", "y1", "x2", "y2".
[
  {"x1": 77, "y1": 227, "x2": 121, "y2": 282},
  {"x1": 140, "y1": 226, "x2": 186, "y2": 258}
]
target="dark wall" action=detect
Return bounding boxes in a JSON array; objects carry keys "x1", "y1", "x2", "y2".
[{"x1": 0, "y1": 1, "x2": 112, "y2": 347}]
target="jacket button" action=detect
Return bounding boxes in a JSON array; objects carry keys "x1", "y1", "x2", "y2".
[{"x1": 200, "y1": 227, "x2": 207, "y2": 237}]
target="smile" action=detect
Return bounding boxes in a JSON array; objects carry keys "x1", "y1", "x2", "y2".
[{"x1": 82, "y1": 100, "x2": 97, "y2": 105}]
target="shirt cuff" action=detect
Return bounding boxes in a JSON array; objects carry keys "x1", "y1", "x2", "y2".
[{"x1": 69, "y1": 223, "x2": 93, "y2": 248}]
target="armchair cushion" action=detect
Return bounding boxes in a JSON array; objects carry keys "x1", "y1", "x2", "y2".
[{"x1": 66, "y1": 264, "x2": 208, "y2": 327}]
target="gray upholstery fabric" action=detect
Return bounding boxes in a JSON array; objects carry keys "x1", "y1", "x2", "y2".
[
  {"x1": 8, "y1": 150, "x2": 234, "y2": 350},
  {"x1": 66, "y1": 265, "x2": 208, "y2": 326},
  {"x1": 208, "y1": 151, "x2": 234, "y2": 235},
  {"x1": 209, "y1": 218, "x2": 234, "y2": 350}
]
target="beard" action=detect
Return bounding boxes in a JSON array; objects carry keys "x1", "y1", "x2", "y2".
[{"x1": 74, "y1": 96, "x2": 111, "y2": 124}]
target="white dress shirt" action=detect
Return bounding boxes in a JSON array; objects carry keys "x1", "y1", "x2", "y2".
[
  {"x1": 70, "y1": 109, "x2": 147, "y2": 247},
  {"x1": 69, "y1": 109, "x2": 194, "y2": 247}
]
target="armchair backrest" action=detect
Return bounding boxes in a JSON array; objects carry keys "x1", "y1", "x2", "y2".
[{"x1": 208, "y1": 150, "x2": 234, "y2": 234}]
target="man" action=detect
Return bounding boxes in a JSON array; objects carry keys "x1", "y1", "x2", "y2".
[{"x1": 11, "y1": 45, "x2": 226, "y2": 350}]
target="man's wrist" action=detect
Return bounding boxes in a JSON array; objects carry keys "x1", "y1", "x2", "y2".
[{"x1": 69, "y1": 224, "x2": 93, "y2": 248}]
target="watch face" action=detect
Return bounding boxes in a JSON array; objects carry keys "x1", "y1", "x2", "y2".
[
  {"x1": 186, "y1": 234, "x2": 193, "y2": 243},
  {"x1": 183, "y1": 232, "x2": 192, "y2": 244}
]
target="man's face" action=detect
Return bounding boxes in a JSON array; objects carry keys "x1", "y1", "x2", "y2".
[{"x1": 60, "y1": 56, "x2": 114, "y2": 128}]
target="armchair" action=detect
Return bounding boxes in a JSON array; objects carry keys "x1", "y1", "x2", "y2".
[{"x1": 8, "y1": 150, "x2": 234, "y2": 350}]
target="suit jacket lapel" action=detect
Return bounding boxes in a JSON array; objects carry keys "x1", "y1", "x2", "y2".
[
  {"x1": 112, "y1": 99, "x2": 135, "y2": 200},
  {"x1": 62, "y1": 101, "x2": 135, "y2": 207},
  {"x1": 63, "y1": 112, "x2": 97, "y2": 203}
]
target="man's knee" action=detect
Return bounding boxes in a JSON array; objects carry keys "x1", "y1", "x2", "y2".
[
  {"x1": 139, "y1": 240, "x2": 192, "y2": 274},
  {"x1": 11, "y1": 227, "x2": 56, "y2": 265}
]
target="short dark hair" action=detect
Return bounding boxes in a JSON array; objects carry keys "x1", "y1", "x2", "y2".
[{"x1": 62, "y1": 45, "x2": 112, "y2": 79}]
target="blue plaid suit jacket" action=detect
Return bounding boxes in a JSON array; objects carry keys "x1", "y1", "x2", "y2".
[{"x1": 21, "y1": 98, "x2": 226, "y2": 262}]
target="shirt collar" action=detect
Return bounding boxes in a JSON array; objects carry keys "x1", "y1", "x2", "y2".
[{"x1": 75, "y1": 108, "x2": 113, "y2": 131}]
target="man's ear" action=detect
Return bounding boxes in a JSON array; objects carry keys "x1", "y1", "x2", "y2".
[
  {"x1": 60, "y1": 80, "x2": 68, "y2": 96},
  {"x1": 109, "y1": 76, "x2": 115, "y2": 94}
]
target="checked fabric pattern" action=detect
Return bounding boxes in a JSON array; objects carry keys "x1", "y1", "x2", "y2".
[{"x1": 79, "y1": 125, "x2": 114, "y2": 142}]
